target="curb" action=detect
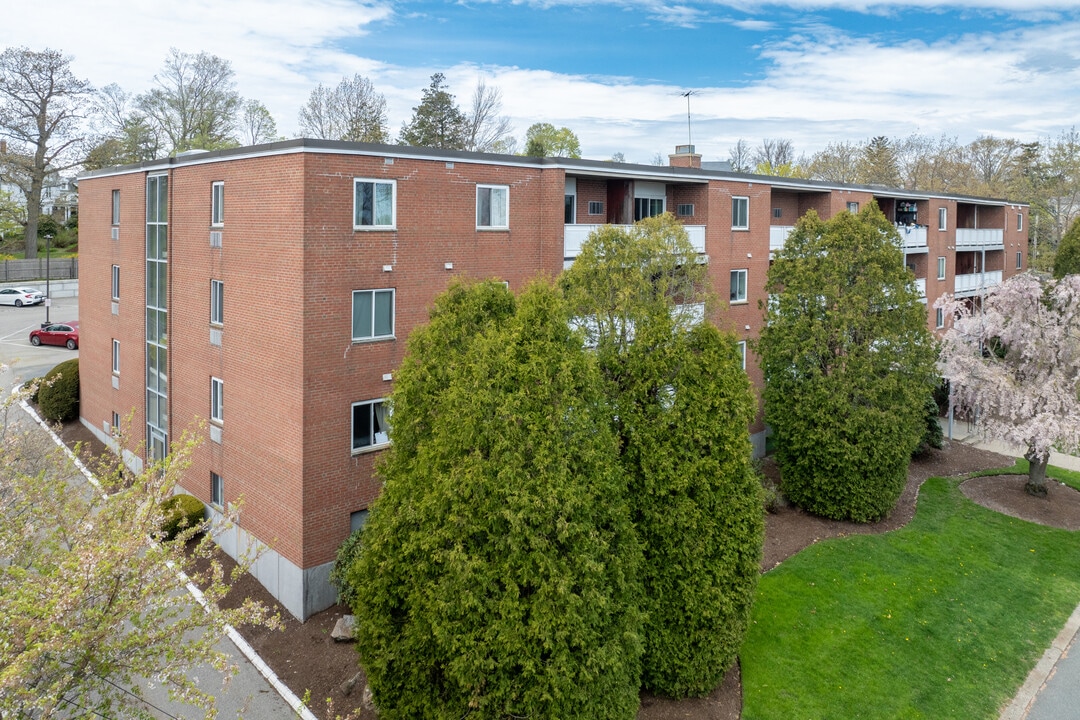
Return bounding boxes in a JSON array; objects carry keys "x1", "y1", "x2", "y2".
[
  {"x1": 1000, "y1": 603, "x2": 1080, "y2": 719},
  {"x1": 14, "y1": 388, "x2": 318, "y2": 720}
]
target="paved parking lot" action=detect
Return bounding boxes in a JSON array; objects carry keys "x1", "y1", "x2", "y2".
[{"x1": 0, "y1": 295, "x2": 79, "y2": 383}]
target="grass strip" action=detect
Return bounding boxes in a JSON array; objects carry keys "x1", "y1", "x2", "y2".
[{"x1": 741, "y1": 471, "x2": 1080, "y2": 719}]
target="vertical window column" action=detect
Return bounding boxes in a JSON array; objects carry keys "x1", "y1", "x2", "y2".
[{"x1": 146, "y1": 175, "x2": 169, "y2": 462}]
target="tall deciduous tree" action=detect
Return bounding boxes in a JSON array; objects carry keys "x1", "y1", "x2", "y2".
[
  {"x1": 0, "y1": 46, "x2": 92, "y2": 258},
  {"x1": 806, "y1": 140, "x2": 862, "y2": 183},
  {"x1": 297, "y1": 74, "x2": 388, "y2": 143},
  {"x1": 728, "y1": 139, "x2": 753, "y2": 173},
  {"x1": 937, "y1": 274, "x2": 1080, "y2": 495},
  {"x1": 753, "y1": 137, "x2": 795, "y2": 175},
  {"x1": 85, "y1": 84, "x2": 161, "y2": 170},
  {"x1": 0, "y1": 389, "x2": 278, "y2": 718},
  {"x1": 561, "y1": 213, "x2": 763, "y2": 697},
  {"x1": 523, "y1": 122, "x2": 581, "y2": 158},
  {"x1": 138, "y1": 48, "x2": 242, "y2": 153},
  {"x1": 398, "y1": 72, "x2": 468, "y2": 150},
  {"x1": 240, "y1": 99, "x2": 278, "y2": 145},
  {"x1": 351, "y1": 280, "x2": 643, "y2": 719},
  {"x1": 464, "y1": 79, "x2": 513, "y2": 153},
  {"x1": 757, "y1": 205, "x2": 938, "y2": 522}
]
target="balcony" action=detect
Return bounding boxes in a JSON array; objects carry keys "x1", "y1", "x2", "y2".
[
  {"x1": 914, "y1": 278, "x2": 926, "y2": 298},
  {"x1": 956, "y1": 228, "x2": 1004, "y2": 248},
  {"x1": 895, "y1": 225, "x2": 927, "y2": 251},
  {"x1": 564, "y1": 224, "x2": 706, "y2": 259},
  {"x1": 954, "y1": 270, "x2": 1002, "y2": 296},
  {"x1": 770, "y1": 226, "x2": 794, "y2": 252}
]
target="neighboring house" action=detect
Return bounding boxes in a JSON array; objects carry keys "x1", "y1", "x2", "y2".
[{"x1": 77, "y1": 140, "x2": 1029, "y2": 620}]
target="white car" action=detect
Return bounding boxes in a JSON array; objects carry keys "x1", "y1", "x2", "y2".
[{"x1": 0, "y1": 287, "x2": 45, "y2": 307}]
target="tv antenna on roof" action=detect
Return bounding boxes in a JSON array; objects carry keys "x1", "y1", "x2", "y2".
[{"x1": 681, "y1": 90, "x2": 696, "y2": 148}]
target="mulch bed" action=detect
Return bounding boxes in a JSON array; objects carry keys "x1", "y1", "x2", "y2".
[{"x1": 55, "y1": 415, "x2": 1078, "y2": 720}]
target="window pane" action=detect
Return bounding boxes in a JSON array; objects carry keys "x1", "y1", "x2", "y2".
[
  {"x1": 356, "y1": 182, "x2": 373, "y2": 226},
  {"x1": 374, "y1": 291, "x2": 393, "y2": 337},
  {"x1": 477, "y1": 187, "x2": 491, "y2": 226},
  {"x1": 353, "y1": 403, "x2": 371, "y2": 449},
  {"x1": 491, "y1": 187, "x2": 508, "y2": 226},
  {"x1": 353, "y1": 291, "x2": 373, "y2": 338},
  {"x1": 374, "y1": 183, "x2": 393, "y2": 226}
]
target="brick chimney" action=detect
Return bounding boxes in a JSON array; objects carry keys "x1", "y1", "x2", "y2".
[{"x1": 668, "y1": 144, "x2": 701, "y2": 169}]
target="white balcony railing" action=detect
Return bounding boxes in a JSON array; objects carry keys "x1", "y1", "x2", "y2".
[
  {"x1": 564, "y1": 224, "x2": 706, "y2": 258},
  {"x1": 770, "y1": 225, "x2": 794, "y2": 252},
  {"x1": 955, "y1": 270, "x2": 1003, "y2": 295},
  {"x1": 914, "y1": 278, "x2": 926, "y2": 298},
  {"x1": 956, "y1": 228, "x2": 1004, "y2": 248},
  {"x1": 895, "y1": 224, "x2": 927, "y2": 250}
]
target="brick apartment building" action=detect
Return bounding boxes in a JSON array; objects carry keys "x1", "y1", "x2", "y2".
[{"x1": 77, "y1": 140, "x2": 1029, "y2": 619}]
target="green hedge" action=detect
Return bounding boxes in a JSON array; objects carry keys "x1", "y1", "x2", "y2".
[
  {"x1": 160, "y1": 494, "x2": 205, "y2": 541},
  {"x1": 38, "y1": 358, "x2": 79, "y2": 422},
  {"x1": 330, "y1": 527, "x2": 364, "y2": 607}
]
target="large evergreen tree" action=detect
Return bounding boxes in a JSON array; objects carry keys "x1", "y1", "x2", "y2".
[
  {"x1": 398, "y1": 72, "x2": 468, "y2": 150},
  {"x1": 561, "y1": 213, "x2": 764, "y2": 697},
  {"x1": 351, "y1": 281, "x2": 643, "y2": 719},
  {"x1": 757, "y1": 205, "x2": 938, "y2": 522},
  {"x1": 1054, "y1": 216, "x2": 1080, "y2": 278}
]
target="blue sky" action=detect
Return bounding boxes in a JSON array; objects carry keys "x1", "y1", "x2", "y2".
[{"x1": 5, "y1": 1, "x2": 1080, "y2": 164}]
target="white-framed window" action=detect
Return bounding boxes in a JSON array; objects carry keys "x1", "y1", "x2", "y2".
[
  {"x1": 354, "y1": 178, "x2": 396, "y2": 229},
  {"x1": 938, "y1": 207, "x2": 947, "y2": 231},
  {"x1": 352, "y1": 399, "x2": 390, "y2": 452},
  {"x1": 937, "y1": 256, "x2": 946, "y2": 280},
  {"x1": 564, "y1": 194, "x2": 576, "y2": 224},
  {"x1": 730, "y1": 269, "x2": 748, "y2": 303},
  {"x1": 1018, "y1": 213, "x2": 1024, "y2": 231},
  {"x1": 111, "y1": 189, "x2": 120, "y2": 225},
  {"x1": 210, "y1": 377, "x2": 224, "y2": 424},
  {"x1": 634, "y1": 197, "x2": 665, "y2": 220},
  {"x1": 847, "y1": 201, "x2": 859, "y2": 213},
  {"x1": 210, "y1": 280, "x2": 224, "y2": 326},
  {"x1": 737, "y1": 340, "x2": 747, "y2": 370},
  {"x1": 111, "y1": 339, "x2": 120, "y2": 375},
  {"x1": 210, "y1": 471, "x2": 223, "y2": 508},
  {"x1": 477, "y1": 185, "x2": 509, "y2": 229},
  {"x1": 772, "y1": 208, "x2": 782, "y2": 219},
  {"x1": 677, "y1": 203, "x2": 695, "y2": 216},
  {"x1": 111, "y1": 411, "x2": 121, "y2": 436},
  {"x1": 1016, "y1": 251, "x2": 1023, "y2": 270},
  {"x1": 588, "y1": 201, "x2": 603, "y2": 215},
  {"x1": 732, "y1": 197, "x2": 749, "y2": 230},
  {"x1": 935, "y1": 307, "x2": 945, "y2": 329},
  {"x1": 352, "y1": 289, "x2": 394, "y2": 341},
  {"x1": 111, "y1": 264, "x2": 120, "y2": 301},
  {"x1": 211, "y1": 181, "x2": 224, "y2": 227}
]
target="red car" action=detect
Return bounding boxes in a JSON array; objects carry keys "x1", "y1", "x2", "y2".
[{"x1": 30, "y1": 321, "x2": 79, "y2": 350}]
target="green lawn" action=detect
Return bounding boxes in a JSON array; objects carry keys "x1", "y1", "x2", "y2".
[{"x1": 741, "y1": 464, "x2": 1080, "y2": 719}]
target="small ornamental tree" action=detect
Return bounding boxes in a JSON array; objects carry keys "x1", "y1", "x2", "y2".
[
  {"x1": 937, "y1": 273, "x2": 1080, "y2": 495},
  {"x1": 561, "y1": 213, "x2": 764, "y2": 697},
  {"x1": 0, "y1": 393, "x2": 278, "y2": 719},
  {"x1": 1054, "y1": 216, "x2": 1080, "y2": 279},
  {"x1": 351, "y1": 281, "x2": 643, "y2": 720},
  {"x1": 757, "y1": 206, "x2": 938, "y2": 522}
]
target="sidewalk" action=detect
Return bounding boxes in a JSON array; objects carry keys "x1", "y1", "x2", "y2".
[{"x1": 944, "y1": 421, "x2": 1080, "y2": 720}]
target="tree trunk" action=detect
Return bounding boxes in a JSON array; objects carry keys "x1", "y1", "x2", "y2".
[{"x1": 1025, "y1": 445, "x2": 1049, "y2": 497}]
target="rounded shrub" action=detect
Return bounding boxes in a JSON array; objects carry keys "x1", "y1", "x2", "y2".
[
  {"x1": 329, "y1": 527, "x2": 364, "y2": 607},
  {"x1": 37, "y1": 358, "x2": 79, "y2": 422},
  {"x1": 160, "y1": 494, "x2": 206, "y2": 541}
]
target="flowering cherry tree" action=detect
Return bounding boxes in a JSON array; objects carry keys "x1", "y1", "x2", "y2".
[{"x1": 937, "y1": 273, "x2": 1080, "y2": 495}]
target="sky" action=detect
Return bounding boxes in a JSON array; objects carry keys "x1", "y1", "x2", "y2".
[{"x1": 3, "y1": 0, "x2": 1080, "y2": 165}]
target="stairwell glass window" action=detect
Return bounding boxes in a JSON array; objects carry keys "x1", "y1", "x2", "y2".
[
  {"x1": 211, "y1": 377, "x2": 223, "y2": 424},
  {"x1": 111, "y1": 190, "x2": 120, "y2": 225},
  {"x1": 938, "y1": 207, "x2": 947, "y2": 231},
  {"x1": 730, "y1": 269, "x2": 748, "y2": 304},
  {"x1": 1017, "y1": 251, "x2": 1023, "y2": 270},
  {"x1": 111, "y1": 265, "x2": 120, "y2": 301},
  {"x1": 352, "y1": 399, "x2": 389, "y2": 452},
  {"x1": 732, "y1": 197, "x2": 749, "y2": 230},
  {"x1": 352, "y1": 289, "x2": 394, "y2": 341},
  {"x1": 354, "y1": 179, "x2": 395, "y2": 229},
  {"x1": 937, "y1": 257, "x2": 946, "y2": 281},
  {"x1": 210, "y1": 280, "x2": 224, "y2": 326},
  {"x1": 211, "y1": 182, "x2": 224, "y2": 227},
  {"x1": 477, "y1": 185, "x2": 509, "y2": 229}
]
